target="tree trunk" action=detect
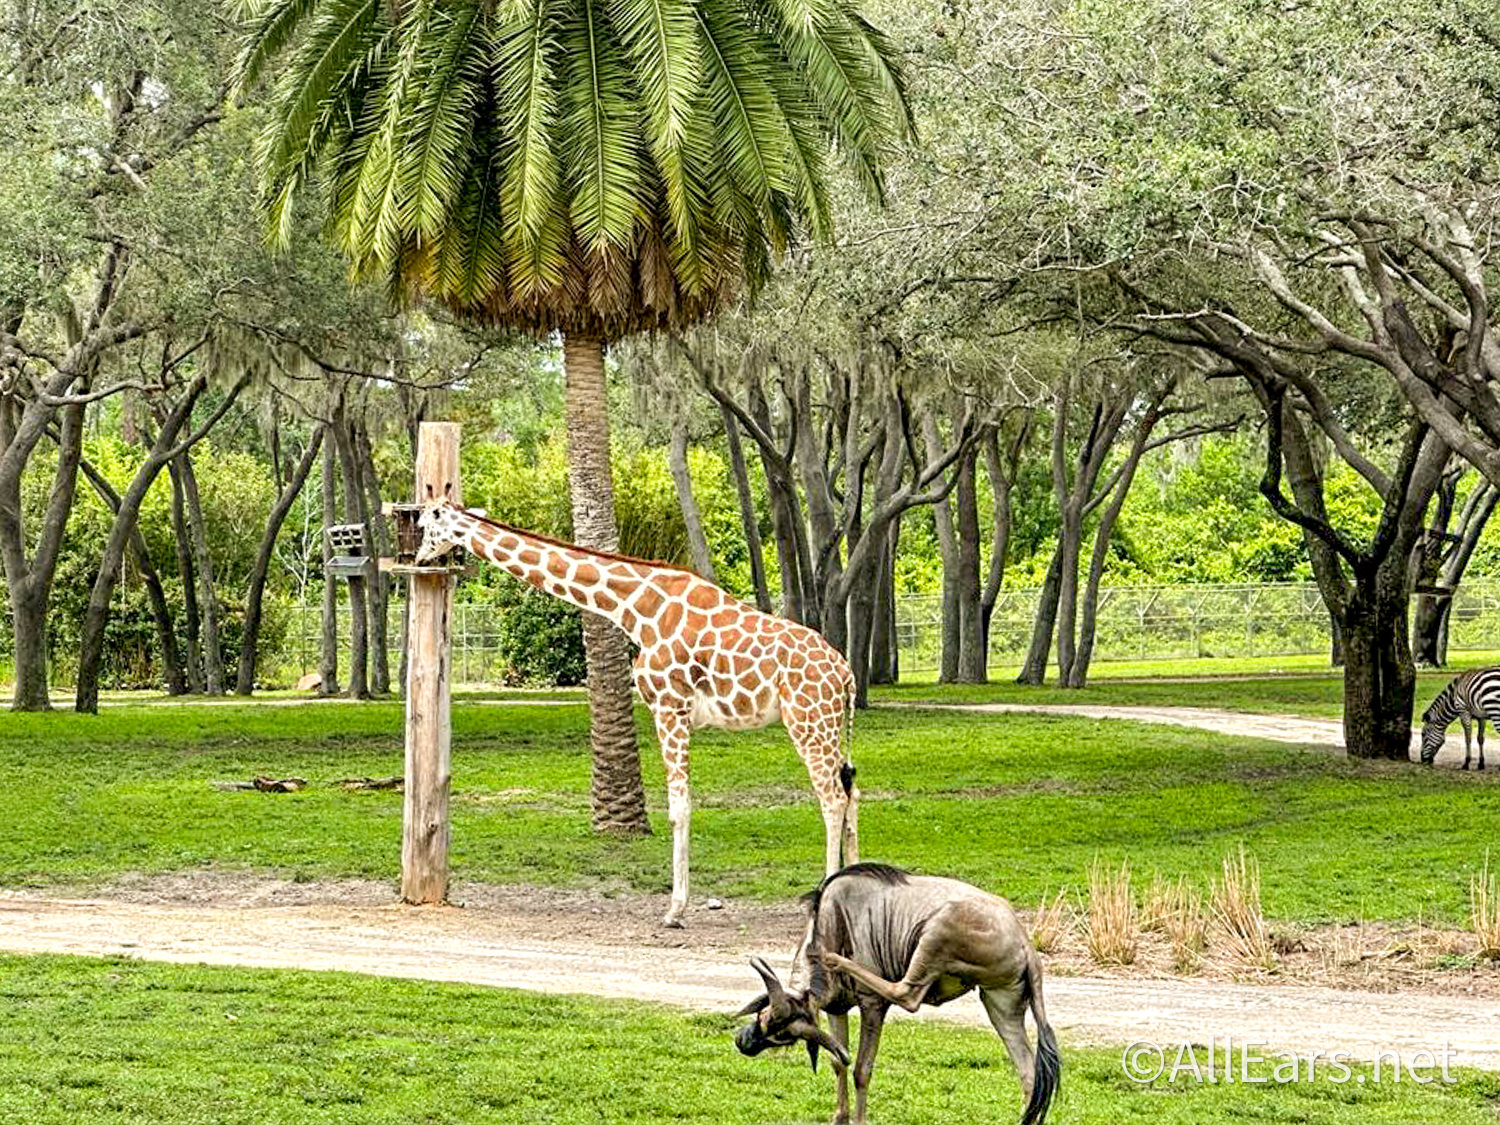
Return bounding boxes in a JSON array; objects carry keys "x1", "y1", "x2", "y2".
[
  {"x1": 177, "y1": 451, "x2": 224, "y2": 694},
  {"x1": 238, "y1": 427, "x2": 324, "y2": 694},
  {"x1": 979, "y1": 418, "x2": 1027, "y2": 681},
  {"x1": 168, "y1": 459, "x2": 205, "y2": 693},
  {"x1": 953, "y1": 445, "x2": 985, "y2": 683},
  {"x1": 75, "y1": 381, "x2": 207, "y2": 713},
  {"x1": 923, "y1": 416, "x2": 962, "y2": 683},
  {"x1": 668, "y1": 420, "x2": 718, "y2": 581},
  {"x1": 1413, "y1": 483, "x2": 1497, "y2": 666},
  {"x1": 76, "y1": 455, "x2": 186, "y2": 696},
  {"x1": 1017, "y1": 546, "x2": 1064, "y2": 685},
  {"x1": 331, "y1": 401, "x2": 369, "y2": 700},
  {"x1": 2, "y1": 399, "x2": 84, "y2": 711},
  {"x1": 868, "y1": 518, "x2": 899, "y2": 685},
  {"x1": 354, "y1": 419, "x2": 391, "y2": 694},
  {"x1": 318, "y1": 438, "x2": 340, "y2": 696},
  {"x1": 1054, "y1": 506, "x2": 1085, "y2": 686},
  {"x1": 720, "y1": 402, "x2": 771, "y2": 611},
  {"x1": 1340, "y1": 568, "x2": 1418, "y2": 760},
  {"x1": 563, "y1": 332, "x2": 649, "y2": 836}
]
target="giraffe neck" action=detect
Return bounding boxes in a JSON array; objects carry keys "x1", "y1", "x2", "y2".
[{"x1": 447, "y1": 509, "x2": 656, "y2": 641}]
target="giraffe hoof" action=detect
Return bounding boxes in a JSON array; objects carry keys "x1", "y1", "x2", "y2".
[{"x1": 662, "y1": 913, "x2": 685, "y2": 929}]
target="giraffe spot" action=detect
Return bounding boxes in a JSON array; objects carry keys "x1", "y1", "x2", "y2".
[
  {"x1": 730, "y1": 654, "x2": 754, "y2": 675},
  {"x1": 671, "y1": 641, "x2": 691, "y2": 664},
  {"x1": 683, "y1": 611, "x2": 709, "y2": 635},
  {"x1": 632, "y1": 586, "x2": 665, "y2": 618},
  {"x1": 594, "y1": 591, "x2": 617, "y2": 613},
  {"x1": 649, "y1": 646, "x2": 673, "y2": 671},
  {"x1": 566, "y1": 585, "x2": 590, "y2": 604},
  {"x1": 757, "y1": 657, "x2": 777, "y2": 679},
  {"x1": 712, "y1": 651, "x2": 733, "y2": 675},
  {"x1": 711, "y1": 607, "x2": 740, "y2": 628},
  {"x1": 547, "y1": 554, "x2": 570, "y2": 578},
  {"x1": 519, "y1": 549, "x2": 542, "y2": 567},
  {"x1": 686, "y1": 583, "x2": 720, "y2": 610},
  {"x1": 620, "y1": 610, "x2": 637, "y2": 634},
  {"x1": 606, "y1": 574, "x2": 637, "y2": 600},
  {"x1": 574, "y1": 562, "x2": 600, "y2": 586},
  {"x1": 638, "y1": 623, "x2": 658, "y2": 648},
  {"x1": 659, "y1": 601, "x2": 683, "y2": 635}
]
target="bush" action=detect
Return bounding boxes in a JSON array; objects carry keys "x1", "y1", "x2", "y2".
[{"x1": 493, "y1": 584, "x2": 587, "y2": 687}]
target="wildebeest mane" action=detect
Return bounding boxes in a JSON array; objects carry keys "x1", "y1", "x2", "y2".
[{"x1": 801, "y1": 863, "x2": 911, "y2": 1000}]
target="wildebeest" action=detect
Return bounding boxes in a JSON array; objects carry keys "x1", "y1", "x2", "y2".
[{"x1": 734, "y1": 863, "x2": 1060, "y2": 1125}]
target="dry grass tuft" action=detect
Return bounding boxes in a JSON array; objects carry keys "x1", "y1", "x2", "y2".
[
  {"x1": 1472, "y1": 853, "x2": 1500, "y2": 961},
  {"x1": 1085, "y1": 858, "x2": 1137, "y2": 966},
  {"x1": 1140, "y1": 871, "x2": 1173, "y2": 934},
  {"x1": 1030, "y1": 888, "x2": 1072, "y2": 954},
  {"x1": 1161, "y1": 877, "x2": 1208, "y2": 973},
  {"x1": 1211, "y1": 845, "x2": 1275, "y2": 971}
]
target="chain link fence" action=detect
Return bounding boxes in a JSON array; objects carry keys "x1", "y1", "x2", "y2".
[{"x1": 277, "y1": 580, "x2": 1500, "y2": 685}]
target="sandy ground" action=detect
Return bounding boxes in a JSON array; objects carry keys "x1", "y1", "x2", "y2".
[
  {"x1": 3, "y1": 878, "x2": 1498, "y2": 1071},
  {"x1": 886, "y1": 700, "x2": 1499, "y2": 767}
]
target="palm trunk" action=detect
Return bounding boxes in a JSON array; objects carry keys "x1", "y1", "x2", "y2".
[{"x1": 563, "y1": 332, "x2": 649, "y2": 836}]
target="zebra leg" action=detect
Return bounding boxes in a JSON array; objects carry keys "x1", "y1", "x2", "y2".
[
  {"x1": 1462, "y1": 715, "x2": 1473, "y2": 770},
  {"x1": 1479, "y1": 718, "x2": 1487, "y2": 771}
]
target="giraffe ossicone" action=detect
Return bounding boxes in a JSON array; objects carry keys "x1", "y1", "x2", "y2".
[{"x1": 415, "y1": 499, "x2": 859, "y2": 926}]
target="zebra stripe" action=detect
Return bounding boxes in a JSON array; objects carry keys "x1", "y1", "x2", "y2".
[{"x1": 1420, "y1": 667, "x2": 1500, "y2": 769}]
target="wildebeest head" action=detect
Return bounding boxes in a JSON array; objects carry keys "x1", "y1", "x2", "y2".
[{"x1": 734, "y1": 956, "x2": 849, "y2": 1072}]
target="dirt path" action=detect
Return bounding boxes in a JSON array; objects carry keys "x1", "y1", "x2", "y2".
[
  {"x1": 887, "y1": 702, "x2": 1489, "y2": 765},
  {"x1": 3, "y1": 888, "x2": 1497, "y2": 1070}
]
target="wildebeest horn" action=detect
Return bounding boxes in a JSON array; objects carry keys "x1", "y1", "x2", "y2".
[
  {"x1": 734, "y1": 993, "x2": 769, "y2": 1018},
  {"x1": 749, "y1": 956, "x2": 789, "y2": 1014},
  {"x1": 790, "y1": 1019, "x2": 849, "y2": 1072}
]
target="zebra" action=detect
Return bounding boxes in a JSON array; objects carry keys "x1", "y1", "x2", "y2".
[{"x1": 1420, "y1": 668, "x2": 1500, "y2": 770}]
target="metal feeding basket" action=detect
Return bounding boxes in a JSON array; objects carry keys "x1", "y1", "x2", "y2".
[
  {"x1": 324, "y1": 524, "x2": 373, "y2": 580},
  {"x1": 386, "y1": 503, "x2": 463, "y2": 568}
]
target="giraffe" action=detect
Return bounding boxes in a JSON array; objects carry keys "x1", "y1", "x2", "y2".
[{"x1": 415, "y1": 500, "x2": 859, "y2": 926}]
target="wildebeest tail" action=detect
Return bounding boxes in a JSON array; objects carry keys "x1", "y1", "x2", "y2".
[{"x1": 1020, "y1": 957, "x2": 1060, "y2": 1125}]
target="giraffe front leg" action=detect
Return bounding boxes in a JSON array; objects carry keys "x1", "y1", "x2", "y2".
[{"x1": 655, "y1": 710, "x2": 694, "y2": 928}]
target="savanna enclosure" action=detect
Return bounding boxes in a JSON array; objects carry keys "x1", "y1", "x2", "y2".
[{"x1": 8, "y1": 0, "x2": 1500, "y2": 1121}]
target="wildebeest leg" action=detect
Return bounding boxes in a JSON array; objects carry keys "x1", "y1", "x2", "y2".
[
  {"x1": 852, "y1": 1001, "x2": 887, "y2": 1125},
  {"x1": 828, "y1": 1011, "x2": 850, "y2": 1125},
  {"x1": 980, "y1": 986, "x2": 1036, "y2": 1101},
  {"x1": 822, "y1": 951, "x2": 934, "y2": 1012},
  {"x1": 655, "y1": 709, "x2": 694, "y2": 927},
  {"x1": 1462, "y1": 714, "x2": 1474, "y2": 770},
  {"x1": 1479, "y1": 718, "x2": 1487, "y2": 771}
]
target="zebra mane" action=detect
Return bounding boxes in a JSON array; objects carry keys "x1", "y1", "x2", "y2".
[{"x1": 1423, "y1": 680, "x2": 1459, "y2": 724}]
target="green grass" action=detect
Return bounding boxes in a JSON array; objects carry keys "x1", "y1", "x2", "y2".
[
  {"x1": 5, "y1": 698, "x2": 1500, "y2": 925},
  {"x1": 1, "y1": 954, "x2": 1495, "y2": 1125}
]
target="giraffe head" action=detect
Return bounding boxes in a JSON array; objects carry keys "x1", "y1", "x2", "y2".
[{"x1": 415, "y1": 500, "x2": 465, "y2": 564}]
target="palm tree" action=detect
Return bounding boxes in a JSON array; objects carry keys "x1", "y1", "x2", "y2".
[{"x1": 235, "y1": 0, "x2": 912, "y2": 835}]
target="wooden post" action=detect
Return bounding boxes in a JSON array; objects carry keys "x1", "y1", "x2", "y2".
[{"x1": 401, "y1": 422, "x2": 460, "y2": 904}]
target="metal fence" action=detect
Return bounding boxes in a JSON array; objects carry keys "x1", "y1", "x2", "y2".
[{"x1": 278, "y1": 580, "x2": 1500, "y2": 685}]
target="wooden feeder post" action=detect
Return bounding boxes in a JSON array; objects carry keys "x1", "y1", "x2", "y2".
[{"x1": 401, "y1": 421, "x2": 461, "y2": 904}]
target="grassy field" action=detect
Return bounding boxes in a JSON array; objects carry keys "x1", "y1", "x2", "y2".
[
  {"x1": 5, "y1": 697, "x2": 1500, "y2": 925},
  {"x1": 2, "y1": 954, "x2": 1495, "y2": 1125}
]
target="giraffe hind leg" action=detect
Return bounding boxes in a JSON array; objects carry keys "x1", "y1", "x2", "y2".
[{"x1": 653, "y1": 709, "x2": 694, "y2": 928}]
